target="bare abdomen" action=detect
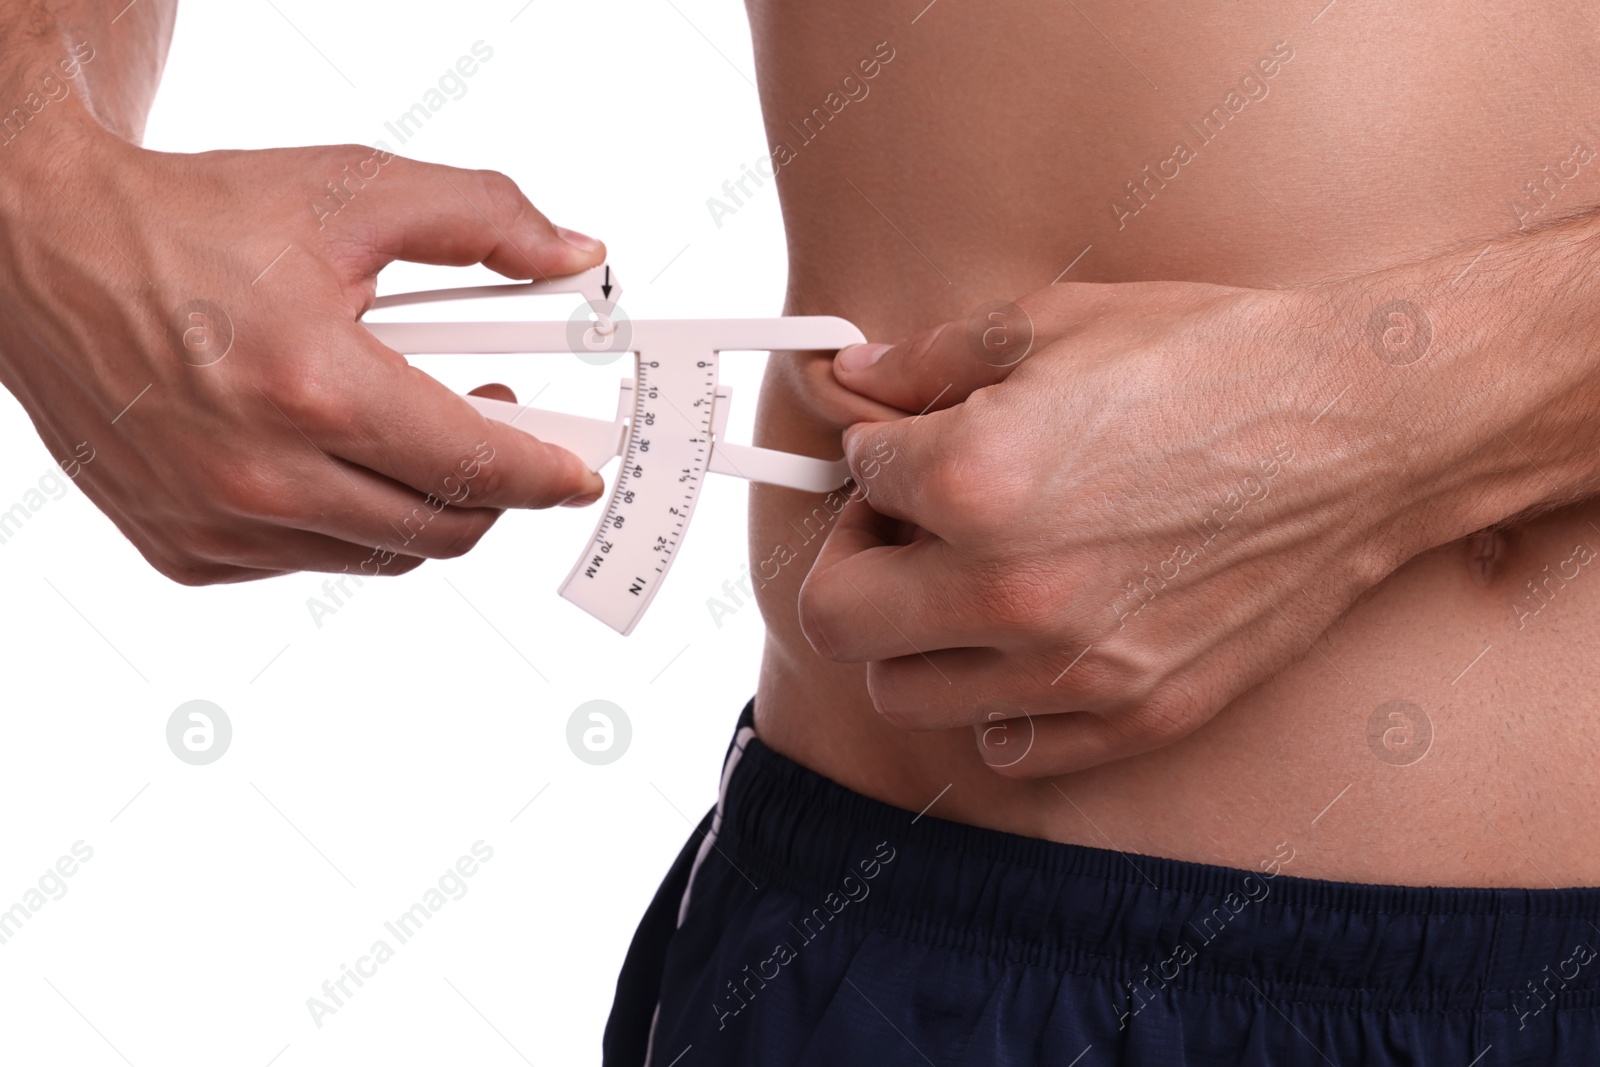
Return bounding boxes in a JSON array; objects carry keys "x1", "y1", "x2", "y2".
[{"x1": 745, "y1": 0, "x2": 1600, "y2": 886}]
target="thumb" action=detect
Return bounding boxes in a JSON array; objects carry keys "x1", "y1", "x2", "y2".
[
  {"x1": 833, "y1": 301, "x2": 1033, "y2": 413},
  {"x1": 332, "y1": 152, "x2": 605, "y2": 284}
]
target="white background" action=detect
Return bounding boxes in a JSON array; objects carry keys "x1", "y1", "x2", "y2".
[{"x1": 0, "y1": 1, "x2": 785, "y2": 1063}]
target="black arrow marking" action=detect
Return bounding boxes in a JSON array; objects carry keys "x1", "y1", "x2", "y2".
[{"x1": 601, "y1": 266, "x2": 613, "y2": 300}]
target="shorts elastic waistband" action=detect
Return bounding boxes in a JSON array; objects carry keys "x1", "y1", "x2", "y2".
[{"x1": 718, "y1": 717, "x2": 1600, "y2": 1014}]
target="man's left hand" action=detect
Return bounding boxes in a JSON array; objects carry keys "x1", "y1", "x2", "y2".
[{"x1": 799, "y1": 278, "x2": 1434, "y2": 777}]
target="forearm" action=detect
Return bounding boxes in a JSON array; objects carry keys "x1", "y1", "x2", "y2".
[
  {"x1": 1305, "y1": 212, "x2": 1600, "y2": 563},
  {"x1": 0, "y1": 0, "x2": 175, "y2": 148}
]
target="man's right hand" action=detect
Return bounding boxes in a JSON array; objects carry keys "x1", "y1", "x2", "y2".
[{"x1": 0, "y1": 115, "x2": 607, "y2": 584}]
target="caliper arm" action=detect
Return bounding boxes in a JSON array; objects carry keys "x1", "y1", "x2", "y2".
[{"x1": 359, "y1": 265, "x2": 867, "y2": 633}]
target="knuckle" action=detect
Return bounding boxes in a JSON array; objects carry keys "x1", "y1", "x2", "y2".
[
  {"x1": 354, "y1": 547, "x2": 405, "y2": 577},
  {"x1": 437, "y1": 512, "x2": 497, "y2": 559},
  {"x1": 921, "y1": 452, "x2": 985, "y2": 515},
  {"x1": 382, "y1": 555, "x2": 426, "y2": 577},
  {"x1": 475, "y1": 168, "x2": 527, "y2": 217},
  {"x1": 970, "y1": 564, "x2": 1063, "y2": 635},
  {"x1": 326, "y1": 141, "x2": 373, "y2": 161},
  {"x1": 209, "y1": 460, "x2": 296, "y2": 521},
  {"x1": 1061, "y1": 653, "x2": 1121, "y2": 706},
  {"x1": 151, "y1": 541, "x2": 236, "y2": 586},
  {"x1": 171, "y1": 523, "x2": 241, "y2": 566},
  {"x1": 964, "y1": 404, "x2": 1035, "y2": 507},
  {"x1": 464, "y1": 456, "x2": 508, "y2": 503},
  {"x1": 159, "y1": 562, "x2": 224, "y2": 587},
  {"x1": 921, "y1": 416, "x2": 1029, "y2": 521},
  {"x1": 846, "y1": 428, "x2": 896, "y2": 483},
  {"x1": 1123, "y1": 678, "x2": 1206, "y2": 743},
  {"x1": 261, "y1": 359, "x2": 341, "y2": 431},
  {"x1": 326, "y1": 142, "x2": 378, "y2": 172},
  {"x1": 1045, "y1": 640, "x2": 1150, "y2": 710},
  {"x1": 795, "y1": 579, "x2": 842, "y2": 661},
  {"x1": 389, "y1": 500, "x2": 438, "y2": 549}
]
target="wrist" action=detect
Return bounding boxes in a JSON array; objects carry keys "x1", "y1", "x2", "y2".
[
  {"x1": 0, "y1": 102, "x2": 124, "y2": 244},
  {"x1": 1243, "y1": 283, "x2": 1420, "y2": 585},
  {"x1": 0, "y1": 101, "x2": 138, "y2": 384},
  {"x1": 1305, "y1": 221, "x2": 1600, "y2": 564},
  {"x1": 0, "y1": 50, "x2": 130, "y2": 198}
]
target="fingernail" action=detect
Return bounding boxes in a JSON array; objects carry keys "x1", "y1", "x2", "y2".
[
  {"x1": 556, "y1": 226, "x2": 602, "y2": 252},
  {"x1": 838, "y1": 343, "x2": 891, "y2": 372},
  {"x1": 561, "y1": 471, "x2": 604, "y2": 507}
]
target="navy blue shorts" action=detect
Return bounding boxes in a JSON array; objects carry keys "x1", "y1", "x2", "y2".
[{"x1": 605, "y1": 701, "x2": 1600, "y2": 1065}]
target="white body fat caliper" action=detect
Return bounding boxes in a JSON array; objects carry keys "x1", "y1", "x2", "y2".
[{"x1": 362, "y1": 265, "x2": 864, "y2": 635}]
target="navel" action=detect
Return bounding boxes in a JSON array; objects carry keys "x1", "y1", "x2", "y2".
[{"x1": 1465, "y1": 527, "x2": 1510, "y2": 586}]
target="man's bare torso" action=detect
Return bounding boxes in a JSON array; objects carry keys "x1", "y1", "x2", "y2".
[{"x1": 744, "y1": 0, "x2": 1600, "y2": 886}]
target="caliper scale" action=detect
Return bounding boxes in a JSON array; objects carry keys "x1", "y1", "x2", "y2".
[{"x1": 362, "y1": 265, "x2": 865, "y2": 635}]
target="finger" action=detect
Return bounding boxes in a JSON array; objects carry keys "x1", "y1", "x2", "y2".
[
  {"x1": 137, "y1": 520, "x2": 427, "y2": 585},
  {"x1": 861, "y1": 647, "x2": 1011, "y2": 730},
  {"x1": 972, "y1": 708, "x2": 1058, "y2": 773},
  {"x1": 159, "y1": 563, "x2": 297, "y2": 586},
  {"x1": 833, "y1": 407, "x2": 972, "y2": 534},
  {"x1": 313, "y1": 332, "x2": 605, "y2": 510},
  {"x1": 80, "y1": 468, "x2": 428, "y2": 584},
  {"x1": 760, "y1": 349, "x2": 914, "y2": 434},
  {"x1": 970, "y1": 702, "x2": 1207, "y2": 779},
  {"x1": 194, "y1": 554, "x2": 425, "y2": 585},
  {"x1": 193, "y1": 426, "x2": 514, "y2": 561},
  {"x1": 864, "y1": 647, "x2": 1074, "y2": 732},
  {"x1": 191, "y1": 521, "x2": 431, "y2": 577},
  {"x1": 799, "y1": 494, "x2": 980, "y2": 661},
  {"x1": 833, "y1": 310, "x2": 1024, "y2": 413},
  {"x1": 467, "y1": 382, "x2": 516, "y2": 403},
  {"x1": 272, "y1": 456, "x2": 513, "y2": 560},
  {"x1": 463, "y1": 383, "x2": 598, "y2": 507},
  {"x1": 335, "y1": 155, "x2": 605, "y2": 287}
]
